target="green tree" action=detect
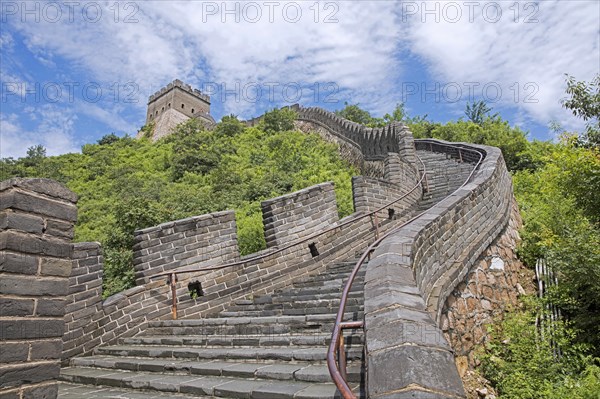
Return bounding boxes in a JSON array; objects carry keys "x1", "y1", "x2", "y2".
[
  {"x1": 261, "y1": 107, "x2": 297, "y2": 133},
  {"x1": 216, "y1": 114, "x2": 245, "y2": 137},
  {"x1": 97, "y1": 133, "x2": 121, "y2": 145},
  {"x1": 383, "y1": 102, "x2": 407, "y2": 124},
  {"x1": 514, "y1": 138, "x2": 600, "y2": 353},
  {"x1": 23, "y1": 144, "x2": 46, "y2": 168},
  {"x1": 562, "y1": 73, "x2": 600, "y2": 146},
  {"x1": 465, "y1": 100, "x2": 499, "y2": 125},
  {"x1": 335, "y1": 102, "x2": 374, "y2": 125}
]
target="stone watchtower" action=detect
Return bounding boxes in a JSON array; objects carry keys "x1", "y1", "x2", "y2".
[{"x1": 142, "y1": 79, "x2": 215, "y2": 141}]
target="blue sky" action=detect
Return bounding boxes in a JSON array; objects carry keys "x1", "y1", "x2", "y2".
[{"x1": 1, "y1": 0, "x2": 599, "y2": 158}]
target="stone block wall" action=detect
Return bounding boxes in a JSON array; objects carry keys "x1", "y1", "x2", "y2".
[
  {"x1": 441, "y1": 200, "x2": 535, "y2": 374},
  {"x1": 0, "y1": 178, "x2": 77, "y2": 399},
  {"x1": 353, "y1": 153, "x2": 422, "y2": 216},
  {"x1": 132, "y1": 211, "x2": 239, "y2": 285},
  {"x1": 364, "y1": 142, "x2": 514, "y2": 398},
  {"x1": 262, "y1": 183, "x2": 339, "y2": 248},
  {"x1": 62, "y1": 243, "x2": 171, "y2": 360},
  {"x1": 62, "y1": 243, "x2": 103, "y2": 361}
]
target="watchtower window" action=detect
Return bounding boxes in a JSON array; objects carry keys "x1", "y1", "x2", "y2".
[
  {"x1": 161, "y1": 106, "x2": 164, "y2": 112},
  {"x1": 168, "y1": 103, "x2": 171, "y2": 108},
  {"x1": 155, "y1": 111, "x2": 158, "y2": 116},
  {"x1": 181, "y1": 104, "x2": 185, "y2": 109}
]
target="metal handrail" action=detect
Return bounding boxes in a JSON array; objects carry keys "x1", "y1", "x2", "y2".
[
  {"x1": 327, "y1": 140, "x2": 486, "y2": 398},
  {"x1": 150, "y1": 153, "x2": 428, "y2": 319}
]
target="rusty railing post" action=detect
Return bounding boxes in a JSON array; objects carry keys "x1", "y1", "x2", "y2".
[
  {"x1": 170, "y1": 273, "x2": 178, "y2": 320},
  {"x1": 338, "y1": 335, "x2": 348, "y2": 381}
]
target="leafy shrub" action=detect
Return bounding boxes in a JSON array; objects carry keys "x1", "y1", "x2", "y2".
[
  {"x1": 479, "y1": 297, "x2": 600, "y2": 399},
  {"x1": 261, "y1": 107, "x2": 297, "y2": 133},
  {"x1": 0, "y1": 117, "x2": 357, "y2": 298}
]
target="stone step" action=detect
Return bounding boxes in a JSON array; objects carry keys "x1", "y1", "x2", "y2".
[
  {"x1": 94, "y1": 345, "x2": 364, "y2": 363},
  {"x1": 288, "y1": 270, "x2": 365, "y2": 284},
  {"x1": 60, "y1": 368, "x2": 358, "y2": 398},
  {"x1": 227, "y1": 295, "x2": 364, "y2": 312},
  {"x1": 285, "y1": 275, "x2": 365, "y2": 291},
  {"x1": 274, "y1": 285, "x2": 364, "y2": 297},
  {"x1": 145, "y1": 315, "x2": 363, "y2": 336},
  {"x1": 58, "y1": 382, "x2": 207, "y2": 399},
  {"x1": 70, "y1": 356, "x2": 363, "y2": 383},
  {"x1": 122, "y1": 333, "x2": 363, "y2": 348},
  {"x1": 218, "y1": 306, "x2": 363, "y2": 318},
  {"x1": 60, "y1": 260, "x2": 370, "y2": 399},
  {"x1": 275, "y1": 291, "x2": 364, "y2": 302},
  {"x1": 238, "y1": 291, "x2": 363, "y2": 307}
]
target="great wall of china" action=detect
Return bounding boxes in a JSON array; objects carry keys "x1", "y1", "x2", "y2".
[{"x1": 0, "y1": 103, "x2": 527, "y2": 399}]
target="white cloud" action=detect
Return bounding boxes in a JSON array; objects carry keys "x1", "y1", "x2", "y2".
[
  {"x1": 3, "y1": 0, "x2": 598, "y2": 147},
  {"x1": 403, "y1": 0, "x2": 599, "y2": 130},
  {"x1": 0, "y1": 105, "x2": 80, "y2": 158},
  {"x1": 7, "y1": 1, "x2": 403, "y2": 116}
]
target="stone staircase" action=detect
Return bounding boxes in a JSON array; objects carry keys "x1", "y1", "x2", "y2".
[
  {"x1": 58, "y1": 150, "x2": 478, "y2": 399},
  {"x1": 417, "y1": 149, "x2": 475, "y2": 210},
  {"x1": 59, "y1": 261, "x2": 366, "y2": 399}
]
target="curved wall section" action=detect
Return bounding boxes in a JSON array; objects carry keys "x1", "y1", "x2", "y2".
[{"x1": 364, "y1": 141, "x2": 514, "y2": 398}]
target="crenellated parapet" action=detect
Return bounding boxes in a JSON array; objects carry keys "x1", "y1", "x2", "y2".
[
  {"x1": 292, "y1": 105, "x2": 415, "y2": 163},
  {"x1": 245, "y1": 104, "x2": 417, "y2": 178},
  {"x1": 148, "y1": 79, "x2": 210, "y2": 104}
]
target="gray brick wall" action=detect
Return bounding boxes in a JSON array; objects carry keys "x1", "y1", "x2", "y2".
[
  {"x1": 132, "y1": 211, "x2": 240, "y2": 285},
  {"x1": 0, "y1": 178, "x2": 77, "y2": 399},
  {"x1": 353, "y1": 153, "x2": 422, "y2": 216},
  {"x1": 62, "y1": 244, "x2": 171, "y2": 361},
  {"x1": 262, "y1": 183, "x2": 339, "y2": 248},
  {"x1": 364, "y1": 142, "x2": 513, "y2": 399}
]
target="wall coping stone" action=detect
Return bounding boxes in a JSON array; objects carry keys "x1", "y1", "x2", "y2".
[{"x1": 0, "y1": 178, "x2": 78, "y2": 202}]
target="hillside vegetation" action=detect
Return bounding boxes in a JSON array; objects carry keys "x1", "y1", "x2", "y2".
[
  {"x1": 2, "y1": 75, "x2": 599, "y2": 398},
  {"x1": 1, "y1": 110, "x2": 357, "y2": 297}
]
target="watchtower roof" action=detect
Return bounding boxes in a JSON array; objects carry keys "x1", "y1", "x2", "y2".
[{"x1": 148, "y1": 79, "x2": 210, "y2": 105}]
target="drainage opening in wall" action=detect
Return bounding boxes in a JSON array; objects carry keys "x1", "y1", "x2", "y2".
[
  {"x1": 188, "y1": 281, "x2": 203, "y2": 300},
  {"x1": 309, "y1": 243, "x2": 319, "y2": 258},
  {"x1": 388, "y1": 208, "x2": 396, "y2": 220}
]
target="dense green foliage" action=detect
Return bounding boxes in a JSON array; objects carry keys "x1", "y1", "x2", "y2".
[
  {"x1": 513, "y1": 137, "x2": 600, "y2": 356},
  {"x1": 1, "y1": 110, "x2": 357, "y2": 297},
  {"x1": 335, "y1": 102, "x2": 411, "y2": 128},
  {"x1": 480, "y1": 298, "x2": 600, "y2": 399},
  {"x1": 562, "y1": 73, "x2": 600, "y2": 147}
]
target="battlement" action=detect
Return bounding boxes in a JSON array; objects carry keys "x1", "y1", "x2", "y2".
[{"x1": 148, "y1": 79, "x2": 211, "y2": 104}]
